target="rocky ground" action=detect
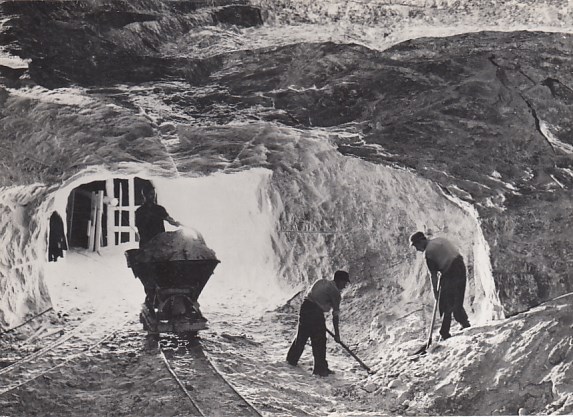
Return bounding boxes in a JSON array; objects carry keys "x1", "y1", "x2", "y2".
[
  {"x1": 1, "y1": 248, "x2": 571, "y2": 415},
  {"x1": 0, "y1": 249, "x2": 364, "y2": 416}
]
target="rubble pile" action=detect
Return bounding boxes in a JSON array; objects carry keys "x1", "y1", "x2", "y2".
[{"x1": 136, "y1": 231, "x2": 217, "y2": 262}]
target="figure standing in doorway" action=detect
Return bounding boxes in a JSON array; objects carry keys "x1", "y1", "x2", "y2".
[{"x1": 48, "y1": 211, "x2": 67, "y2": 262}]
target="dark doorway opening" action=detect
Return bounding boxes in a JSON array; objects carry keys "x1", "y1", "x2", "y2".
[
  {"x1": 66, "y1": 180, "x2": 106, "y2": 249},
  {"x1": 65, "y1": 177, "x2": 153, "y2": 250}
]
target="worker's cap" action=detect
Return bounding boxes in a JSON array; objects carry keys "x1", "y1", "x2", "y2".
[
  {"x1": 334, "y1": 270, "x2": 350, "y2": 283},
  {"x1": 409, "y1": 231, "x2": 426, "y2": 246}
]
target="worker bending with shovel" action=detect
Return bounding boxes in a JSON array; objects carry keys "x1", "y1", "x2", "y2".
[
  {"x1": 287, "y1": 271, "x2": 350, "y2": 377},
  {"x1": 410, "y1": 232, "x2": 471, "y2": 344}
]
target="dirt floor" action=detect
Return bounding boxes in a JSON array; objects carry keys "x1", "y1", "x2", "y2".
[
  {"x1": 0, "y1": 248, "x2": 364, "y2": 416},
  {"x1": 1, "y1": 247, "x2": 572, "y2": 416}
]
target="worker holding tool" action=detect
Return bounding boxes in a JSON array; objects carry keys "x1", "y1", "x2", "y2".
[
  {"x1": 286, "y1": 270, "x2": 350, "y2": 377},
  {"x1": 410, "y1": 231, "x2": 471, "y2": 341}
]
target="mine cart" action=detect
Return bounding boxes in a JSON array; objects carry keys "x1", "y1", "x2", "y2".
[{"x1": 125, "y1": 231, "x2": 219, "y2": 335}]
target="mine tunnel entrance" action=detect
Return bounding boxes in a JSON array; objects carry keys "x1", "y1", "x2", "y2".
[
  {"x1": 44, "y1": 163, "x2": 503, "y2": 357},
  {"x1": 64, "y1": 177, "x2": 153, "y2": 250},
  {"x1": 46, "y1": 169, "x2": 289, "y2": 318}
]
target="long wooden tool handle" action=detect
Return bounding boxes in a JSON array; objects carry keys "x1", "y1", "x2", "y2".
[
  {"x1": 426, "y1": 273, "x2": 443, "y2": 349},
  {"x1": 326, "y1": 328, "x2": 373, "y2": 374}
]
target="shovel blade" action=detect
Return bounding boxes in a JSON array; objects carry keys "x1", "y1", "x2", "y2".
[{"x1": 409, "y1": 343, "x2": 429, "y2": 356}]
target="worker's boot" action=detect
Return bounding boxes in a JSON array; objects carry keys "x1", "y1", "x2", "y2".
[
  {"x1": 313, "y1": 368, "x2": 334, "y2": 377},
  {"x1": 461, "y1": 321, "x2": 471, "y2": 329}
]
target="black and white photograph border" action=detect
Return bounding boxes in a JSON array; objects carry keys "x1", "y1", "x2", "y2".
[{"x1": 0, "y1": 0, "x2": 572, "y2": 415}]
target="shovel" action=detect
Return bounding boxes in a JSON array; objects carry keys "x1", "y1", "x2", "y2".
[
  {"x1": 326, "y1": 328, "x2": 374, "y2": 374},
  {"x1": 411, "y1": 273, "x2": 442, "y2": 356}
]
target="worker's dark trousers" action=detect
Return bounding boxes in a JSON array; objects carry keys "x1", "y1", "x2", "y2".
[
  {"x1": 439, "y1": 256, "x2": 470, "y2": 337},
  {"x1": 286, "y1": 299, "x2": 328, "y2": 374}
]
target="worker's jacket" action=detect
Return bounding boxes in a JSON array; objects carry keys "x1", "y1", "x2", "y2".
[
  {"x1": 425, "y1": 237, "x2": 466, "y2": 314},
  {"x1": 305, "y1": 279, "x2": 342, "y2": 318}
]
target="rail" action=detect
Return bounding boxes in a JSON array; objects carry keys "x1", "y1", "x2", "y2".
[{"x1": 158, "y1": 334, "x2": 263, "y2": 417}]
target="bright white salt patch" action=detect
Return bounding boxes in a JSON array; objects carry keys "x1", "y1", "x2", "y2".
[
  {"x1": 6, "y1": 86, "x2": 94, "y2": 107},
  {"x1": 486, "y1": 174, "x2": 519, "y2": 192},
  {"x1": 0, "y1": 55, "x2": 28, "y2": 69},
  {"x1": 550, "y1": 174, "x2": 565, "y2": 189},
  {"x1": 561, "y1": 168, "x2": 573, "y2": 179},
  {"x1": 447, "y1": 184, "x2": 474, "y2": 201},
  {"x1": 44, "y1": 247, "x2": 143, "y2": 313},
  {"x1": 201, "y1": 22, "x2": 573, "y2": 60},
  {"x1": 152, "y1": 169, "x2": 289, "y2": 314},
  {"x1": 540, "y1": 120, "x2": 573, "y2": 155}
]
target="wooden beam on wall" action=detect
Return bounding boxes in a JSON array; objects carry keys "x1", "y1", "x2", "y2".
[
  {"x1": 87, "y1": 191, "x2": 96, "y2": 251},
  {"x1": 106, "y1": 179, "x2": 115, "y2": 247},
  {"x1": 128, "y1": 177, "x2": 136, "y2": 243},
  {"x1": 94, "y1": 190, "x2": 104, "y2": 253}
]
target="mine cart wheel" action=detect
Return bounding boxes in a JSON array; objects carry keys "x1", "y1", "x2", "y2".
[
  {"x1": 181, "y1": 331, "x2": 198, "y2": 340},
  {"x1": 144, "y1": 333, "x2": 159, "y2": 349},
  {"x1": 179, "y1": 332, "x2": 200, "y2": 349}
]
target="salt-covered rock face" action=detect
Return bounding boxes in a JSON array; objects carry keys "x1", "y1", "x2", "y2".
[
  {"x1": 0, "y1": 0, "x2": 571, "y2": 329},
  {"x1": 0, "y1": 185, "x2": 51, "y2": 326}
]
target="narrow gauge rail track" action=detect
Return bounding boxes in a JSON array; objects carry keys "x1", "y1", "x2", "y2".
[
  {"x1": 0, "y1": 307, "x2": 53, "y2": 336},
  {"x1": 0, "y1": 303, "x2": 133, "y2": 396},
  {"x1": 0, "y1": 320, "x2": 133, "y2": 397},
  {"x1": 0, "y1": 309, "x2": 262, "y2": 415},
  {"x1": 158, "y1": 334, "x2": 263, "y2": 417},
  {"x1": 0, "y1": 309, "x2": 107, "y2": 377},
  {"x1": 0, "y1": 280, "x2": 131, "y2": 378}
]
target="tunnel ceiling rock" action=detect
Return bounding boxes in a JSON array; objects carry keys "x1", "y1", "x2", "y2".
[{"x1": 0, "y1": 0, "x2": 572, "y2": 317}]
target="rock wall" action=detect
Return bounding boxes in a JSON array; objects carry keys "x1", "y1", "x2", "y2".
[
  {"x1": 0, "y1": 0, "x2": 571, "y2": 326},
  {"x1": 0, "y1": 185, "x2": 51, "y2": 328},
  {"x1": 174, "y1": 123, "x2": 504, "y2": 340},
  {"x1": 253, "y1": 0, "x2": 571, "y2": 32}
]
